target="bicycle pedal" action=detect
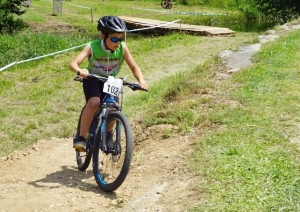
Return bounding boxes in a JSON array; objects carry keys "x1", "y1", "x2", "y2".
[{"x1": 75, "y1": 146, "x2": 85, "y2": 152}]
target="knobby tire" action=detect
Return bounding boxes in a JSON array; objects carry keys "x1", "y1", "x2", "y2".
[{"x1": 93, "y1": 111, "x2": 133, "y2": 192}]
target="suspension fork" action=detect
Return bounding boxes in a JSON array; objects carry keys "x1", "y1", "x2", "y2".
[
  {"x1": 100, "y1": 107, "x2": 109, "y2": 151},
  {"x1": 115, "y1": 120, "x2": 122, "y2": 144},
  {"x1": 100, "y1": 104, "x2": 119, "y2": 148}
]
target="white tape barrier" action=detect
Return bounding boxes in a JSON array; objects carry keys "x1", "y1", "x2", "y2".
[
  {"x1": 0, "y1": 62, "x2": 18, "y2": 72},
  {"x1": 132, "y1": 7, "x2": 227, "y2": 16},
  {"x1": 128, "y1": 19, "x2": 180, "y2": 32},
  {"x1": 63, "y1": 1, "x2": 91, "y2": 9},
  {"x1": 0, "y1": 19, "x2": 180, "y2": 72},
  {"x1": 0, "y1": 44, "x2": 85, "y2": 72}
]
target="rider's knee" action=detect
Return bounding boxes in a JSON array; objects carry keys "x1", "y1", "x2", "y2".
[{"x1": 87, "y1": 97, "x2": 100, "y2": 110}]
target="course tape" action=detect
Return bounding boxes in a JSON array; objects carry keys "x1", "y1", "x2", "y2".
[
  {"x1": 132, "y1": 7, "x2": 227, "y2": 16},
  {"x1": 0, "y1": 19, "x2": 179, "y2": 72},
  {"x1": 63, "y1": 1, "x2": 91, "y2": 9},
  {"x1": 128, "y1": 19, "x2": 180, "y2": 32},
  {"x1": 0, "y1": 44, "x2": 85, "y2": 72}
]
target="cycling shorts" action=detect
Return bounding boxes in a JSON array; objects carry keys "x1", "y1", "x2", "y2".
[{"x1": 82, "y1": 79, "x2": 105, "y2": 102}]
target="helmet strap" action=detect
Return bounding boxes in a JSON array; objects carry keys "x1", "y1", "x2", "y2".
[{"x1": 103, "y1": 34, "x2": 114, "y2": 53}]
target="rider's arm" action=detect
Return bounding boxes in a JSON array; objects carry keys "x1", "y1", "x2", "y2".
[
  {"x1": 123, "y1": 45, "x2": 148, "y2": 90},
  {"x1": 69, "y1": 45, "x2": 91, "y2": 77}
]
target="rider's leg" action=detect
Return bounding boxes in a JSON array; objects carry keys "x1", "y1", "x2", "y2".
[
  {"x1": 74, "y1": 80, "x2": 102, "y2": 151},
  {"x1": 74, "y1": 97, "x2": 100, "y2": 151},
  {"x1": 79, "y1": 96, "x2": 100, "y2": 138},
  {"x1": 80, "y1": 79, "x2": 103, "y2": 138},
  {"x1": 106, "y1": 121, "x2": 115, "y2": 133}
]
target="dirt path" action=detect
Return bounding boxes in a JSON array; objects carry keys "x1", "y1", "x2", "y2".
[
  {"x1": 0, "y1": 127, "x2": 200, "y2": 212},
  {"x1": 1, "y1": 23, "x2": 299, "y2": 212}
]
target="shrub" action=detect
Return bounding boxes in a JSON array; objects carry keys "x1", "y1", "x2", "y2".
[{"x1": 0, "y1": 0, "x2": 26, "y2": 33}]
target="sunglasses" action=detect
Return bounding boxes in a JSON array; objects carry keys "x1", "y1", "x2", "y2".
[{"x1": 108, "y1": 36, "x2": 125, "y2": 43}]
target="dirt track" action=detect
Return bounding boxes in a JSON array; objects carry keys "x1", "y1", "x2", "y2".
[{"x1": 0, "y1": 126, "x2": 200, "y2": 212}]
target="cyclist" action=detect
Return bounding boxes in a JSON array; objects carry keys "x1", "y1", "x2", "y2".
[{"x1": 69, "y1": 16, "x2": 148, "y2": 152}]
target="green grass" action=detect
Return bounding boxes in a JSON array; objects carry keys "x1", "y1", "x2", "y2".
[
  {"x1": 123, "y1": 30, "x2": 300, "y2": 211},
  {"x1": 20, "y1": 0, "x2": 262, "y2": 32},
  {"x1": 188, "y1": 30, "x2": 300, "y2": 211},
  {"x1": 0, "y1": 32, "x2": 89, "y2": 68}
]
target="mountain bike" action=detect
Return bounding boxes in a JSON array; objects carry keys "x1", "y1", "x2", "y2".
[
  {"x1": 73, "y1": 74, "x2": 147, "y2": 192},
  {"x1": 161, "y1": 0, "x2": 172, "y2": 9}
]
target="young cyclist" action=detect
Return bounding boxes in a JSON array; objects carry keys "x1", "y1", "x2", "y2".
[{"x1": 69, "y1": 16, "x2": 148, "y2": 152}]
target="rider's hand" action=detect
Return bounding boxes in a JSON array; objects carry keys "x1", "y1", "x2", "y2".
[
  {"x1": 139, "y1": 82, "x2": 148, "y2": 91},
  {"x1": 77, "y1": 69, "x2": 89, "y2": 78}
]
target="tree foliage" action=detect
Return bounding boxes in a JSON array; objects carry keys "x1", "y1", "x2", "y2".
[
  {"x1": 0, "y1": 0, "x2": 26, "y2": 33},
  {"x1": 253, "y1": 0, "x2": 300, "y2": 23}
]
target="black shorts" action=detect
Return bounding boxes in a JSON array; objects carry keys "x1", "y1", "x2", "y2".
[{"x1": 82, "y1": 79, "x2": 105, "y2": 102}]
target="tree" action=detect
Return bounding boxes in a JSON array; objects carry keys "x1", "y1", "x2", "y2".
[
  {"x1": 253, "y1": 0, "x2": 300, "y2": 23},
  {"x1": 0, "y1": 0, "x2": 26, "y2": 33}
]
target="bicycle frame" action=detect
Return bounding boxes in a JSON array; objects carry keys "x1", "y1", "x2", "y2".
[{"x1": 90, "y1": 93, "x2": 121, "y2": 153}]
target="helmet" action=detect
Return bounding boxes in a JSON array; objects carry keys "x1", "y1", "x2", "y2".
[{"x1": 97, "y1": 16, "x2": 128, "y2": 33}]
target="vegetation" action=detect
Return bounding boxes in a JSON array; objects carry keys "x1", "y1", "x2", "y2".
[
  {"x1": 193, "y1": 31, "x2": 300, "y2": 210},
  {"x1": 113, "y1": 0, "x2": 300, "y2": 22},
  {"x1": 0, "y1": 0, "x2": 26, "y2": 33},
  {"x1": 253, "y1": 0, "x2": 300, "y2": 23},
  {"x1": 126, "y1": 29, "x2": 300, "y2": 211},
  {"x1": 1, "y1": 0, "x2": 300, "y2": 34},
  {"x1": 0, "y1": 0, "x2": 299, "y2": 211},
  {"x1": 0, "y1": 33, "x2": 90, "y2": 68}
]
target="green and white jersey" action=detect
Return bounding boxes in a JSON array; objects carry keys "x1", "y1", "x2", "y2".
[{"x1": 87, "y1": 39, "x2": 125, "y2": 77}]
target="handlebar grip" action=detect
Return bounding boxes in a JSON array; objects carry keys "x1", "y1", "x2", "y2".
[{"x1": 128, "y1": 84, "x2": 148, "y2": 92}]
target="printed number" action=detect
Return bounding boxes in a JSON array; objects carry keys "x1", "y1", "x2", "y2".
[
  {"x1": 103, "y1": 76, "x2": 123, "y2": 96},
  {"x1": 107, "y1": 85, "x2": 119, "y2": 96}
]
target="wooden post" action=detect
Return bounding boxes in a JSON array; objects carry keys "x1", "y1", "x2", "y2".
[
  {"x1": 180, "y1": 20, "x2": 181, "y2": 32},
  {"x1": 91, "y1": 7, "x2": 93, "y2": 23},
  {"x1": 226, "y1": 12, "x2": 228, "y2": 28}
]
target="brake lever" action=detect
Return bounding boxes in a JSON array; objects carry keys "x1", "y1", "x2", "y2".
[{"x1": 74, "y1": 76, "x2": 83, "y2": 82}]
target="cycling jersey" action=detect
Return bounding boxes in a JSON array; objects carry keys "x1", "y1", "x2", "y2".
[{"x1": 87, "y1": 39, "x2": 125, "y2": 77}]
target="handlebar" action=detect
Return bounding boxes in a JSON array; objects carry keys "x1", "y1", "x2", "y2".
[{"x1": 74, "y1": 74, "x2": 148, "y2": 92}]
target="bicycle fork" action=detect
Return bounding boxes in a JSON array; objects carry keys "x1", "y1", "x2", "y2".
[{"x1": 98, "y1": 107, "x2": 115, "y2": 154}]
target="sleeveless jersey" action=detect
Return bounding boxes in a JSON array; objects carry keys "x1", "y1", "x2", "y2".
[{"x1": 87, "y1": 39, "x2": 125, "y2": 77}]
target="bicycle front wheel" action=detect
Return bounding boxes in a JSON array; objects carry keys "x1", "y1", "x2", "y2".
[{"x1": 93, "y1": 111, "x2": 133, "y2": 192}]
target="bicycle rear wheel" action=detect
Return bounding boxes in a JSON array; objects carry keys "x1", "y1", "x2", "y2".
[
  {"x1": 75, "y1": 106, "x2": 93, "y2": 171},
  {"x1": 93, "y1": 111, "x2": 133, "y2": 192}
]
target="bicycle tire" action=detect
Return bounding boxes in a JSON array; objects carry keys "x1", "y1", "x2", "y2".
[
  {"x1": 93, "y1": 111, "x2": 133, "y2": 192},
  {"x1": 161, "y1": 0, "x2": 167, "y2": 9},
  {"x1": 75, "y1": 106, "x2": 93, "y2": 171}
]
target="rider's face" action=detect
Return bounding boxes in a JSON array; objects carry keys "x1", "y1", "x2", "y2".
[{"x1": 102, "y1": 32, "x2": 124, "y2": 51}]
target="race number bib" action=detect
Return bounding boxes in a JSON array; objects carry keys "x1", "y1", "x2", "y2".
[{"x1": 103, "y1": 76, "x2": 123, "y2": 96}]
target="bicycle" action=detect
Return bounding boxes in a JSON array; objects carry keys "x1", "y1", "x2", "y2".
[
  {"x1": 73, "y1": 74, "x2": 147, "y2": 192},
  {"x1": 161, "y1": 0, "x2": 172, "y2": 9}
]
